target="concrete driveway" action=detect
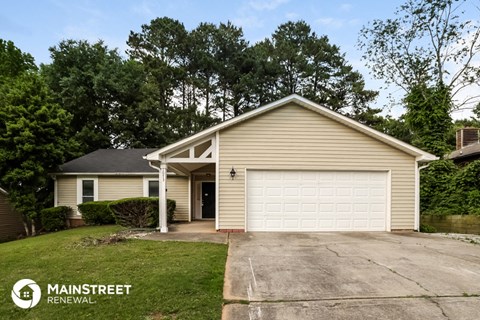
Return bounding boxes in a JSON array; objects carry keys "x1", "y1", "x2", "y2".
[{"x1": 222, "y1": 232, "x2": 480, "y2": 320}]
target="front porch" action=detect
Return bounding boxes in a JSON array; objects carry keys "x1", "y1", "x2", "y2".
[
  {"x1": 146, "y1": 134, "x2": 221, "y2": 233},
  {"x1": 169, "y1": 220, "x2": 216, "y2": 233}
]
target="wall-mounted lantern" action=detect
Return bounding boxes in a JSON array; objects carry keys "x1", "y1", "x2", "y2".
[{"x1": 230, "y1": 167, "x2": 236, "y2": 180}]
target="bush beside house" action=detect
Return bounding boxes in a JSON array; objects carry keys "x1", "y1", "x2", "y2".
[
  {"x1": 109, "y1": 197, "x2": 176, "y2": 228},
  {"x1": 78, "y1": 201, "x2": 115, "y2": 225},
  {"x1": 40, "y1": 206, "x2": 71, "y2": 232}
]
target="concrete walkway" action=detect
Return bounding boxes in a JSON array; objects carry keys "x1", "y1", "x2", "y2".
[
  {"x1": 222, "y1": 232, "x2": 480, "y2": 319},
  {"x1": 140, "y1": 220, "x2": 228, "y2": 244}
]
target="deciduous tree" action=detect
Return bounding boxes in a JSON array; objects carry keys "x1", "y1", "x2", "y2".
[
  {"x1": 0, "y1": 72, "x2": 77, "y2": 235},
  {"x1": 358, "y1": 0, "x2": 480, "y2": 109}
]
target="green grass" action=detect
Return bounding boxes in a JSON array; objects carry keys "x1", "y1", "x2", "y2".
[{"x1": 0, "y1": 226, "x2": 227, "y2": 320}]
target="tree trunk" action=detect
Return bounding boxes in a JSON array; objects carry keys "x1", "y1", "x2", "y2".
[{"x1": 22, "y1": 221, "x2": 30, "y2": 237}]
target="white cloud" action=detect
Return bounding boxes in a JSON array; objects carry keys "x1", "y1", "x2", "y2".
[
  {"x1": 316, "y1": 17, "x2": 345, "y2": 28},
  {"x1": 248, "y1": 0, "x2": 289, "y2": 11},
  {"x1": 315, "y1": 17, "x2": 359, "y2": 29},
  {"x1": 232, "y1": 15, "x2": 264, "y2": 29},
  {"x1": 339, "y1": 3, "x2": 352, "y2": 12}
]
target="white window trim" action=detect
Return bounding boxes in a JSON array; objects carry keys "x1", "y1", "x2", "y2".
[
  {"x1": 76, "y1": 177, "x2": 98, "y2": 215},
  {"x1": 143, "y1": 177, "x2": 159, "y2": 197}
]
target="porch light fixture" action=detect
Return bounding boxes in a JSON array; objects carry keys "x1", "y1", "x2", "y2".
[{"x1": 230, "y1": 167, "x2": 236, "y2": 180}]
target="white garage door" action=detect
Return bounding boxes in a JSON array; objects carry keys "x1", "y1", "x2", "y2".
[{"x1": 247, "y1": 171, "x2": 388, "y2": 232}]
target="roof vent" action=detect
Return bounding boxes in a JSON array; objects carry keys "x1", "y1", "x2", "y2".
[{"x1": 456, "y1": 127, "x2": 480, "y2": 150}]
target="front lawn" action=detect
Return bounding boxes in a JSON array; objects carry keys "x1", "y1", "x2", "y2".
[{"x1": 0, "y1": 226, "x2": 227, "y2": 320}]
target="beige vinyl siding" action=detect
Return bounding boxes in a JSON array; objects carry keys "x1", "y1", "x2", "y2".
[
  {"x1": 218, "y1": 103, "x2": 416, "y2": 230},
  {"x1": 57, "y1": 175, "x2": 189, "y2": 222},
  {"x1": 98, "y1": 177, "x2": 143, "y2": 200},
  {"x1": 0, "y1": 192, "x2": 25, "y2": 241},
  {"x1": 56, "y1": 176, "x2": 78, "y2": 216},
  {"x1": 167, "y1": 176, "x2": 189, "y2": 221}
]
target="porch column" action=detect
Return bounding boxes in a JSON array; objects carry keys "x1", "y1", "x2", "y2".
[{"x1": 159, "y1": 162, "x2": 168, "y2": 233}]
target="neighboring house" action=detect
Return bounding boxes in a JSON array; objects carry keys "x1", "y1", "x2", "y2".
[
  {"x1": 145, "y1": 94, "x2": 437, "y2": 233},
  {"x1": 448, "y1": 128, "x2": 480, "y2": 164},
  {"x1": 0, "y1": 188, "x2": 26, "y2": 242},
  {"x1": 52, "y1": 149, "x2": 190, "y2": 226}
]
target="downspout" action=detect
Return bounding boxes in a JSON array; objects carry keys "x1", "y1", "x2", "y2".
[
  {"x1": 52, "y1": 175, "x2": 58, "y2": 207},
  {"x1": 415, "y1": 160, "x2": 431, "y2": 231}
]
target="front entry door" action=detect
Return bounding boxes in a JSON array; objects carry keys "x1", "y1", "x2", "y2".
[{"x1": 201, "y1": 182, "x2": 215, "y2": 219}]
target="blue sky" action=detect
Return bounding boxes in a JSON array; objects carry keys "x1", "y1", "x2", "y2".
[{"x1": 1, "y1": 0, "x2": 477, "y2": 118}]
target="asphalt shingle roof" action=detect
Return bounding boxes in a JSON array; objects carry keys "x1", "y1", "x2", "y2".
[
  {"x1": 57, "y1": 149, "x2": 158, "y2": 173},
  {"x1": 448, "y1": 143, "x2": 480, "y2": 161}
]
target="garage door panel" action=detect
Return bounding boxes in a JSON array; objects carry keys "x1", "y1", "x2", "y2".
[
  {"x1": 247, "y1": 170, "x2": 387, "y2": 232},
  {"x1": 249, "y1": 187, "x2": 264, "y2": 197},
  {"x1": 266, "y1": 219, "x2": 282, "y2": 229},
  {"x1": 264, "y1": 171, "x2": 282, "y2": 180},
  {"x1": 266, "y1": 203, "x2": 282, "y2": 212},
  {"x1": 336, "y1": 220, "x2": 352, "y2": 229},
  {"x1": 318, "y1": 219, "x2": 334, "y2": 228},
  {"x1": 301, "y1": 203, "x2": 317, "y2": 214},
  {"x1": 319, "y1": 203, "x2": 335, "y2": 213},
  {"x1": 266, "y1": 187, "x2": 282, "y2": 196},
  {"x1": 354, "y1": 188, "x2": 369, "y2": 197},
  {"x1": 284, "y1": 219, "x2": 300, "y2": 228},
  {"x1": 285, "y1": 203, "x2": 300, "y2": 212},
  {"x1": 302, "y1": 187, "x2": 316, "y2": 196}
]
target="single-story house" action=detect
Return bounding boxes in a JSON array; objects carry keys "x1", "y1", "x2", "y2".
[
  {"x1": 55, "y1": 95, "x2": 437, "y2": 232},
  {"x1": 448, "y1": 127, "x2": 480, "y2": 164},
  {"x1": 52, "y1": 149, "x2": 190, "y2": 226},
  {"x1": 145, "y1": 94, "x2": 437, "y2": 232},
  {"x1": 0, "y1": 187, "x2": 26, "y2": 242}
]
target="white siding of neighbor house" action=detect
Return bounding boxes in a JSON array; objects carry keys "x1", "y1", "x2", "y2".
[
  {"x1": 218, "y1": 103, "x2": 416, "y2": 230},
  {"x1": 56, "y1": 175, "x2": 189, "y2": 221}
]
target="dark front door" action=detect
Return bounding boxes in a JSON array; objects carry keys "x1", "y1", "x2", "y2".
[{"x1": 202, "y1": 182, "x2": 215, "y2": 219}]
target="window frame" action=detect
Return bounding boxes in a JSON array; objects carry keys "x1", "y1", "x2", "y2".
[
  {"x1": 76, "y1": 177, "x2": 98, "y2": 214},
  {"x1": 143, "y1": 177, "x2": 160, "y2": 198}
]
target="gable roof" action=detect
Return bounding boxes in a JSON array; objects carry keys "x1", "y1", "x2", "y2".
[
  {"x1": 146, "y1": 94, "x2": 437, "y2": 162},
  {"x1": 56, "y1": 149, "x2": 158, "y2": 174},
  {"x1": 0, "y1": 187, "x2": 7, "y2": 195}
]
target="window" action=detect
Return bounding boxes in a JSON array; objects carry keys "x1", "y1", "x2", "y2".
[
  {"x1": 82, "y1": 180, "x2": 95, "y2": 203},
  {"x1": 77, "y1": 177, "x2": 98, "y2": 207},
  {"x1": 148, "y1": 180, "x2": 159, "y2": 197}
]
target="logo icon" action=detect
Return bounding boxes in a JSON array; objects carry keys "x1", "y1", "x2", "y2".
[{"x1": 11, "y1": 279, "x2": 41, "y2": 309}]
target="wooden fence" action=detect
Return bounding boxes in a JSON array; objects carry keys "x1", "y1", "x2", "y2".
[{"x1": 421, "y1": 215, "x2": 480, "y2": 234}]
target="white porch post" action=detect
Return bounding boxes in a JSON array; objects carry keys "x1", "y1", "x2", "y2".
[{"x1": 159, "y1": 161, "x2": 168, "y2": 233}]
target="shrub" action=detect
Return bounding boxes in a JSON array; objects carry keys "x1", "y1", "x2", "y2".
[
  {"x1": 421, "y1": 159, "x2": 480, "y2": 215},
  {"x1": 167, "y1": 199, "x2": 176, "y2": 223},
  {"x1": 109, "y1": 197, "x2": 176, "y2": 228},
  {"x1": 420, "y1": 160, "x2": 458, "y2": 213},
  {"x1": 77, "y1": 201, "x2": 115, "y2": 225},
  {"x1": 466, "y1": 190, "x2": 480, "y2": 215},
  {"x1": 420, "y1": 224, "x2": 437, "y2": 233},
  {"x1": 151, "y1": 199, "x2": 177, "y2": 226},
  {"x1": 111, "y1": 197, "x2": 157, "y2": 228},
  {"x1": 40, "y1": 206, "x2": 71, "y2": 232}
]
